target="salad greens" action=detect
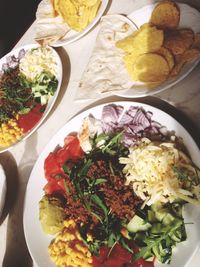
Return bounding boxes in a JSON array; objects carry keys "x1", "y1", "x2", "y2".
[
  {"x1": 41, "y1": 104, "x2": 200, "y2": 266},
  {"x1": 130, "y1": 202, "x2": 187, "y2": 264},
  {"x1": 0, "y1": 48, "x2": 58, "y2": 125},
  {"x1": 62, "y1": 132, "x2": 133, "y2": 255},
  {"x1": 60, "y1": 132, "x2": 189, "y2": 264},
  {"x1": 30, "y1": 71, "x2": 58, "y2": 105}
]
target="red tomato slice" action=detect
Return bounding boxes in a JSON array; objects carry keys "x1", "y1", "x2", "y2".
[
  {"x1": 92, "y1": 244, "x2": 154, "y2": 267},
  {"x1": 64, "y1": 135, "x2": 84, "y2": 159},
  {"x1": 43, "y1": 136, "x2": 84, "y2": 196},
  {"x1": 44, "y1": 153, "x2": 63, "y2": 180},
  {"x1": 43, "y1": 179, "x2": 64, "y2": 195},
  {"x1": 55, "y1": 147, "x2": 70, "y2": 166}
]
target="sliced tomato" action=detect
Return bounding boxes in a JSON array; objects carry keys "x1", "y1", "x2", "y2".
[
  {"x1": 43, "y1": 179, "x2": 64, "y2": 195},
  {"x1": 64, "y1": 135, "x2": 77, "y2": 146},
  {"x1": 64, "y1": 135, "x2": 84, "y2": 159},
  {"x1": 92, "y1": 244, "x2": 154, "y2": 267},
  {"x1": 43, "y1": 135, "x2": 84, "y2": 196},
  {"x1": 55, "y1": 147, "x2": 70, "y2": 166},
  {"x1": 57, "y1": 179, "x2": 67, "y2": 192},
  {"x1": 44, "y1": 153, "x2": 63, "y2": 180}
]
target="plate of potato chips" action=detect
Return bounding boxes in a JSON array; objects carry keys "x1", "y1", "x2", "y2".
[
  {"x1": 115, "y1": 0, "x2": 200, "y2": 97},
  {"x1": 35, "y1": 0, "x2": 109, "y2": 46}
]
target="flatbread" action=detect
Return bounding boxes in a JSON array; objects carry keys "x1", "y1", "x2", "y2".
[
  {"x1": 35, "y1": 0, "x2": 70, "y2": 45},
  {"x1": 76, "y1": 15, "x2": 137, "y2": 100}
]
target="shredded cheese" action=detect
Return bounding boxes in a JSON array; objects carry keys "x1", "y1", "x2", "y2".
[
  {"x1": 19, "y1": 46, "x2": 57, "y2": 81},
  {"x1": 119, "y1": 138, "x2": 200, "y2": 206}
]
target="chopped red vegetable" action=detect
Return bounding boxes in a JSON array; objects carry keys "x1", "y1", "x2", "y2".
[
  {"x1": 43, "y1": 135, "x2": 84, "y2": 195},
  {"x1": 92, "y1": 243, "x2": 154, "y2": 267},
  {"x1": 17, "y1": 103, "x2": 45, "y2": 133}
]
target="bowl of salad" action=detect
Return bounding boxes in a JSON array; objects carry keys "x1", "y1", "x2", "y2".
[
  {"x1": 23, "y1": 101, "x2": 200, "y2": 267},
  {"x1": 0, "y1": 44, "x2": 62, "y2": 153}
]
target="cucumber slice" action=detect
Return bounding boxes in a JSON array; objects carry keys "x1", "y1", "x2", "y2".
[{"x1": 127, "y1": 215, "x2": 152, "y2": 233}]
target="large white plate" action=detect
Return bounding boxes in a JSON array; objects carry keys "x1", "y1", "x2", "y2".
[
  {"x1": 23, "y1": 101, "x2": 200, "y2": 267},
  {"x1": 0, "y1": 44, "x2": 63, "y2": 153},
  {"x1": 115, "y1": 2, "x2": 200, "y2": 98},
  {"x1": 51, "y1": 0, "x2": 109, "y2": 47}
]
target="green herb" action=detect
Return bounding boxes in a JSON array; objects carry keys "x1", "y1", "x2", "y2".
[
  {"x1": 62, "y1": 164, "x2": 71, "y2": 176},
  {"x1": 94, "y1": 178, "x2": 107, "y2": 185},
  {"x1": 40, "y1": 105, "x2": 46, "y2": 113},
  {"x1": 133, "y1": 219, "x2": 184, "y2": 264},
  {"x1": 173, "y1": 166, "x2": 189, "y2": 181},
  {"x1": 63, "y1": 179, "x2": 70, "y2": 194},
  {"x1": 66, "y1": 132, "x2": 132, "y2": 255},
  {"x1": 0, "y1": 67, "x2": 34, "y2": 124},
  {"x1": 131, "y1": 202, "x2": 187, "y2": 264},
  {"x1": 102, "y1": 131, "x2": 124, "y2": 155}
]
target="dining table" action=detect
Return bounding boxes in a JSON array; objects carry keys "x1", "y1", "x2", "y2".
[{"x1": 0, "y1": 0, "x2": 200, "y2": 266}]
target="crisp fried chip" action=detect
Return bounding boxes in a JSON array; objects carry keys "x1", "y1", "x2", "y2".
[
  {"x1": 150, "y1": 1, "x2": 180, "y2": 29},
  {"x1": 156, "y1": 47, "x2": 175, "y2": 70},
  {"x1": 170, "y1": 48, "x2": 200, "y2": 76},
  {"x1": 131, "y1": 53, "x2": 170, "y2": 82},
  {"x1": 116, "y1": 23, "x2": 164, "y2": 54},
  {"x1": 123, "y1": 52, "x2": 138, "y2": 73},
  {"x1": 164, "y1": 29, "x2": 194, "y2": 55},
  {"x1": 54, "y1": 0, "x2": 101, "y2": 32},
  {"x1": 192, "y1": 33, "x2": 200, "y2": 50}
]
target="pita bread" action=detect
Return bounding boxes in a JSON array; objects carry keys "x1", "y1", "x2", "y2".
[
  {"x1": 76, "y1": 15, "x2": 137, "y2": 100},
  {"x1": 35, "y1": 0, "x2": 70, "y2": 45}
]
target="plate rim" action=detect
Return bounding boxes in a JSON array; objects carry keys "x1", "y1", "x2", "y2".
[
  {"x1": 23, "y1": 100, "x2": 200, "y2": 267},
  {"x1": 0, "y1": 43, "x2": 63, "y2": 153}
]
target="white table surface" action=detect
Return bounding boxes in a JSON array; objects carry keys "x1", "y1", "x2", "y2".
[{"x1": 0, "y1": 0, "x2": 200, "y2": 266}]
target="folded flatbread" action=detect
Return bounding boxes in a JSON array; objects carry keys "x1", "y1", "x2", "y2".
[
  {"x1": 35, "y1": 0, "x2": 70, "y2": 45},
  {"x1": 75, "y1": 15, "x2": 137, "y2": 100}
]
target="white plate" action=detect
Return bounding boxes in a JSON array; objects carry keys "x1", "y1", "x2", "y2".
[
  {"x1": 115, "y1": 3, "x2": 200, "y2": 98},
  {"x1": 0, "y1": 164, "x2": 6, "y2": 217},
  {"x1": 23, "y1": 101, "x2": 200, "y2": 267},
  {"x1": 51, "y1": 0, "x2": 109, "y2": 47},
  {"x1": 0, "y1": 44, "x2": 63, "y2": 153}
]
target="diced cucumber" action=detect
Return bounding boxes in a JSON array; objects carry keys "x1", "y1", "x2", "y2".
[
  {"x1": 127, "y1": 215, "x2": 152, "y2": 233},
  {"x1": 151, "y1": 201, "x2": 163, "y2": 212},
  {"x1": 151, "y1": 223, "x2": 163, "y2": 234},
  {"x1": 154, "y1": 208, "x2": 170, "y2": 221},
  {"x1": 134, "y1": 232, "x2": 146, "y2": 246},
  {"x1": 162, "y1": 213, "x2": 175, "y2": 225},
  {"x1": 148, "y1": 210, "x2": 156, "y2": 223}
]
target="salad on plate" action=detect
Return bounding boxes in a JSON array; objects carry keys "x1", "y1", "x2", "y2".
[
  {"x1": 37, "y1": 103, "x2": 200, "y2": 267},
  {"x1": 0, "y1": 45, "x2": 61, "y2": 151}
]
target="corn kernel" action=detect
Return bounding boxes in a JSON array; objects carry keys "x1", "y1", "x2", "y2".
[
  {"x1": 48, "y1": 220, "x2": 92, "y2": 267},
  {"x1": 0, "y1": 119, "x2": 23, "y2": 147}
]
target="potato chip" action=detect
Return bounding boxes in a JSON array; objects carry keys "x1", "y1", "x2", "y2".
[
  {"x1": 150, "y1": 1, "x2": 180, "y2": 29},
  {"x1": 164, "y1": 29, "x2": 194, "y2": 55},
  {"x1": 131, "y1": 53, "x2": 170, "y2": 82},
  {"x1": 123, "y1": 52, "x2": 138, "y2": 72},
  {"x1": 54, "y1": 0, "x2": 101, "y2": 32},
  {"x1": 171, "y1": 48, "x2": 200, "y2": 77},
  {"x1": 116, "y1": 23, "x2": 164, "y2": 54},
  {"x1": 170, "y1": 49, "x2": 200, "y2": 77},
  {"x1": 192, "y1": 33, "x2": 200, "y2": 50},
  {"x1": 156, "y1": 47, "x2": 175, "y2": 70}
]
